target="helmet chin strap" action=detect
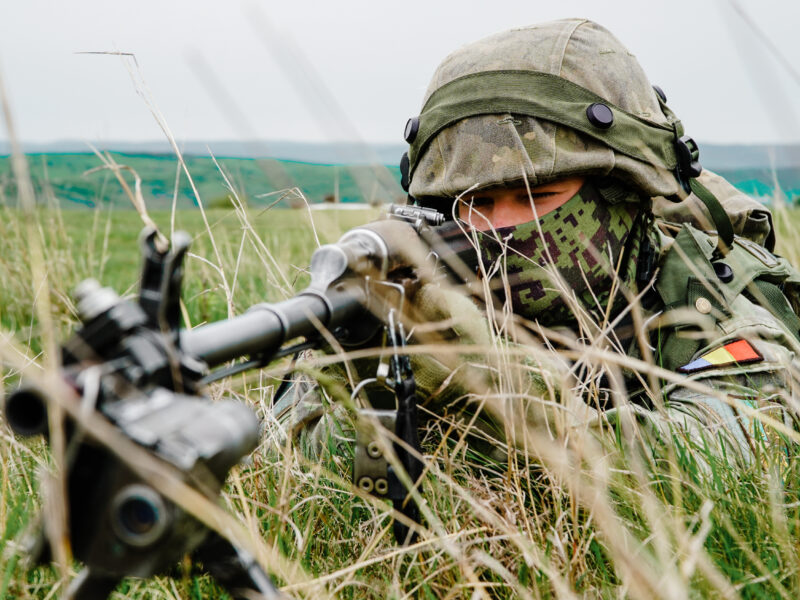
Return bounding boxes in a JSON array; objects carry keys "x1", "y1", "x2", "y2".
[
  {"x1": 688, "y1": 177, "x2": 734, "y2": 256},
  {"x1": 659, "y1": 99, "x2": 734, "y2": 256}
]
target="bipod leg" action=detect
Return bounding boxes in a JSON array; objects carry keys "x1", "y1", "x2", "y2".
[
  {"x1": 391, "y1": 377, "x2": 423, "y2": 546},
  {"x1": 380, "y1": 310, "x2": 424, "y2": 546},
  {"x1": 193, "y1": 531, "x2": 287, "y2": 600},
  {"x1": 64, "y1": 568, "x2": 119, "y2": 600}
]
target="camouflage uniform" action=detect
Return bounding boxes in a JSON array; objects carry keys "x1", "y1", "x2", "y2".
[{"x1": 274, "y1": 19, "x2": 800, "y2": 467}]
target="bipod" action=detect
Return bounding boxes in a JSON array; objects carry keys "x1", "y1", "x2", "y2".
[
  {"x1": 349, "y1": 304, "x2": 425, "y2": 545},
  {"x1": 383, "y1": 309, "x2": 424, "y2": 545}
]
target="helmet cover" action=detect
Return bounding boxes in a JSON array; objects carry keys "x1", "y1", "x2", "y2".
[{"x1": 408, "y1": 19, "x2": 685, "y2": 202}]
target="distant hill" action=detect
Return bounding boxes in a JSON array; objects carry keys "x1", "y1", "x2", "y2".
[
  {"x1": 700, "y1": 143, "x2": 800, "y2": 170},
  {"x1": 3, "y1": 140, "x2": 800, "y2": 171},
  {"x1": 0, "y1": 140, "x2": 408, "y2": 166},
  {"x1": 0, "y1": 153, "x2": 404, "y2": 209}
]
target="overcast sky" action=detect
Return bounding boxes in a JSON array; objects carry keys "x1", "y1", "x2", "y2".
[{"x1": 1, "y1": 0, "x2": 799, "y2": 148}]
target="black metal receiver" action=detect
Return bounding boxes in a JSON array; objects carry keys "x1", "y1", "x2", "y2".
[{"x1": 4, "y1": 204, "x2": 448, "y2": 599}]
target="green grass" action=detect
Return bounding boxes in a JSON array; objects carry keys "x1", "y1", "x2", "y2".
[
  {"x1": 3, "y1": 168, "x2": 800, "y2": 599},
  {"x1": 0, "y1": 153, "x2": 404, "y2": 209},
  {"x1": 0, "y1": 203, "x2": 378, "y2": 347}
]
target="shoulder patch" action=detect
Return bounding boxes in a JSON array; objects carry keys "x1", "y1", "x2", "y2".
[{"x1": 678, "y1": 339, "x2": 763, "y2": 374}]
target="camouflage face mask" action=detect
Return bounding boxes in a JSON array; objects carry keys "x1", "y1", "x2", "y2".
[{"x1": 468, "y1": 182, "x2": 641, "y2": 328}]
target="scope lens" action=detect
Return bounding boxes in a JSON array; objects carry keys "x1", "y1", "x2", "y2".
[
  {"x1": 111, "y1": 484, "x2": 169, "y2": 547},
  {"x1": 118, "y1": 496, "x2": 158, "y2": 535}
]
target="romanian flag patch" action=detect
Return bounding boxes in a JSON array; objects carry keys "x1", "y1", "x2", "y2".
[{"x1": 678, "y1": 339, "x2": 763, "y2": 374}]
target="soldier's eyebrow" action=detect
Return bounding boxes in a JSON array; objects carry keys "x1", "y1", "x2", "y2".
[{"x1": 518, "y1": 191, "x2": 557, "y2": 200}]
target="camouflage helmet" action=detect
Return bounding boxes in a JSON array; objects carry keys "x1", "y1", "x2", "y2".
[{"x1": 403, "y1": 19, "x2": 702, "y2": 204}]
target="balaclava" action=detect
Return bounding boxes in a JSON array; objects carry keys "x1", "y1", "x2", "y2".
[{"x1": 466, "y1": 180, "x2": 642, "y2": 327}]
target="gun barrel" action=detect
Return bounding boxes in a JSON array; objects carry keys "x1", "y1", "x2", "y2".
[
  {"x1": 181, "y1": 282, "x2": 368, "y2": 367},
  {"x1": 4, "y1": 385, "x2": 49, "y2": 437}
]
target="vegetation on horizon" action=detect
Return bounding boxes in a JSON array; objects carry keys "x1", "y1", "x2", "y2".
[{"x1": 0, "y1": 153, "x2": 405, "y2": 210}]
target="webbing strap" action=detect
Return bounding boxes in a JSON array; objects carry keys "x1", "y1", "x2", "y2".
[
  {"x1": 752, "y1": 279, "x2": 800, "y2": 342},
  {"x1": 689, "y1": 177, "x2": 735, "y2": 253},
  {"x1": 408, "y1": 70, "x2": 678, "y2": 177}
]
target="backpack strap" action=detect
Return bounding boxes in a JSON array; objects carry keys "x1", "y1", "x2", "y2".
[{"x1": 750, "y1": 279, "x2": 800, "y2": 342}]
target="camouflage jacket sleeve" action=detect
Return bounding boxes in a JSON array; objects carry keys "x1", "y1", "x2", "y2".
[{"x1": 271, "y1": 358, "x2": 358, "y2": 460}]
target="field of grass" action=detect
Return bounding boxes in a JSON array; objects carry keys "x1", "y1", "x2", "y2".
[{"x1": 3, "y1": 171, "x2": 800, "y2": 600}]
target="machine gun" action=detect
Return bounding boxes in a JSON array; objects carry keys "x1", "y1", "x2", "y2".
[{"x1": 3, "y1": 204, "x2": 448, "y2": 599}]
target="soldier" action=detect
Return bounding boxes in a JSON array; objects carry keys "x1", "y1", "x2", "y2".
[{"x1": 274, "y1": 19, "x2": 800, "y2": 473}]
